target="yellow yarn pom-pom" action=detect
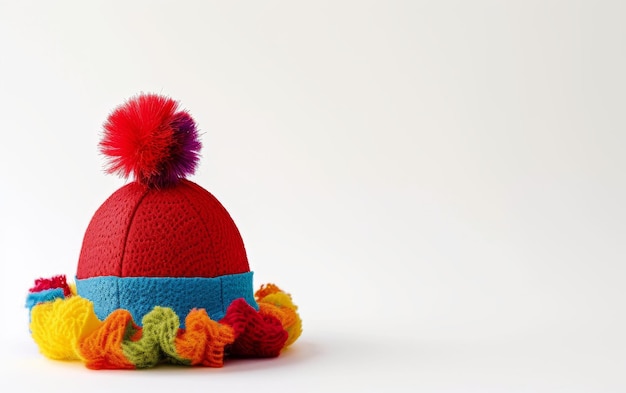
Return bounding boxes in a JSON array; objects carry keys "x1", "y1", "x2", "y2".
[{"x1": 30, "y1": 296, "x2": 102, "y2": 360}]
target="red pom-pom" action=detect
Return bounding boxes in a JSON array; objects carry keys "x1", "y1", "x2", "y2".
[{"x1": 100, "y1": 94, "x2": 202, "y2": 187}]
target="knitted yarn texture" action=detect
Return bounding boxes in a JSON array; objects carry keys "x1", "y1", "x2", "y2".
[
  {"x1": 27, "y1": 279, "x2": 301, "y2": 369},
  {"x1": 24, "y1": 94, "x2": 303, "y2": 369}
]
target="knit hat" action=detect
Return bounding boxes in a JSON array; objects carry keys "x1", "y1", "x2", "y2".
[{"x1": 25, "y1": 94, "x2": 302, "y2": 369}]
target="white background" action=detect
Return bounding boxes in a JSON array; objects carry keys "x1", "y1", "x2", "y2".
[{"x1": 1, "y1": 1, "x2": 625, "y2": 392}]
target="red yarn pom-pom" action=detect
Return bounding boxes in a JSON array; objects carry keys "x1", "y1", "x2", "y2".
[
  {"x1": 29, "y1": 274, "x2": 72, "y2": 297},
  {"x1": 100, "y1": 94, "x2": 202, "y2": 187}
]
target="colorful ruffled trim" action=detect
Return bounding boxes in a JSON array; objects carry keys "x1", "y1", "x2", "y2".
[{"x1": 25, "y1": 275, "x2": 302, "y2": 370}]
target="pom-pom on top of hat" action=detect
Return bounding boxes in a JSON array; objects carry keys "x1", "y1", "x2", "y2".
[{"x1": 100, "y1": 93, "x2": 202, "y2": 188}]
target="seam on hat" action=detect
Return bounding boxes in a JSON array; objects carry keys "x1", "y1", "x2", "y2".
[
  {"x1": 116, "y1": 274, "x2": 120, "y2": 311},
  {"x1": 176, "y1": 180, "x2": 217, "y2": 275},
  {"x1": 186, "y1": 180, "x2": 250, "y2": 275},
  {"x1": 219, "y1": 276, "x2": 225, "y2": 316},
  {"x1": 118, "y1": 187, "x2": 150, "y2": 277}
]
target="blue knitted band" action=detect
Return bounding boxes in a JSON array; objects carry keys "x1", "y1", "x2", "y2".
[{"x1": 75, "y1": 271, "x2": 258, "y2": 327}]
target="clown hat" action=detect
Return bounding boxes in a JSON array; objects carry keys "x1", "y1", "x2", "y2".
[{"x1": 25, "y1": 93, "x2": 302, "y2": 369}]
